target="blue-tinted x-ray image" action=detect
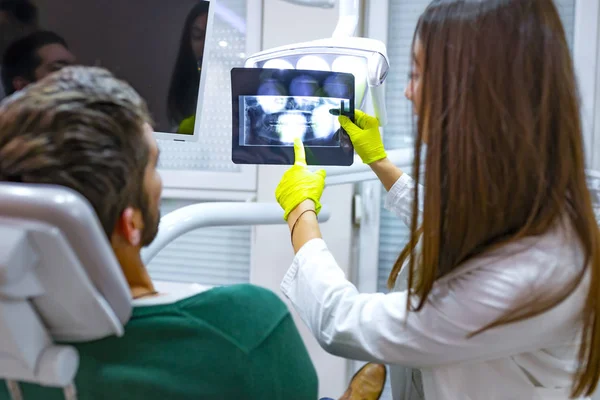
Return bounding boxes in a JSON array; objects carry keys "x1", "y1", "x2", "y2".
[
  {"x1": 240, "y1": 96, "x2": 350, "y2": 147},
  {"x1": 231, "y1": 67, "x2": 355, "y2": 166}
]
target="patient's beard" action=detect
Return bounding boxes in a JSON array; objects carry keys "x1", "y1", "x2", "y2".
[{"x1": 141, "y1": 209, "x2": 160, "y2": 246}]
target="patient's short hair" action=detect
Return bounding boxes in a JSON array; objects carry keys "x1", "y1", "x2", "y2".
[{"x1": 0, "y1": 66, "x2": 153, "y2": 237}]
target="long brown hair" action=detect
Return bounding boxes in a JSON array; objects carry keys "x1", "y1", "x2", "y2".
[{"x1": 388, "y1": 0, "x2": 600, "y2": 396}]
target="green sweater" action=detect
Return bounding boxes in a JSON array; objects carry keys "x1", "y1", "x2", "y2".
[{"x1": 0, "y1": 284, "x2": 318, "y2": 399}]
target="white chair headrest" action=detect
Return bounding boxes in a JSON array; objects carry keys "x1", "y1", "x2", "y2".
[{"x1": 0, "y1": 182, "x2": 132, "y2": 388}]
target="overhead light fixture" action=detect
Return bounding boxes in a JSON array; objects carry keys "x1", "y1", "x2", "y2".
[
  {"x1": 244, "y1": 36, "x2": 389, "y2": 125},
  {"x1": 244, "y1": 0, "x2": 389, "y2": 125}
]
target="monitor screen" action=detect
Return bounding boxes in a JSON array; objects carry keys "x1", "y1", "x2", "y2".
[
  {"x1": 231, "y1": 67, "x2": 355, "y2": 166},
  {"x1": 0, "y1": 0, "x2": 212, "y2": 141}
]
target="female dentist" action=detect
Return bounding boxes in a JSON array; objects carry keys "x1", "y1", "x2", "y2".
[{"x1": 275, "y1": 0, "x2": 600, "y2": 399}]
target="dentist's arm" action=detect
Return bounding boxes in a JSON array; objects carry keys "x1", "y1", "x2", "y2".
[{"x1": 369, "y1": 157, "x2": 404, "y2": 192}]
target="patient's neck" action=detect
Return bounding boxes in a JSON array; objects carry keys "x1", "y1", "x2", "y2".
[{"x1": 113, "y1": 247, "x2": 157, "y2": 300}]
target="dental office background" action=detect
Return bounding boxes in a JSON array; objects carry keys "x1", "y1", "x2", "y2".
[{"x1": 119, "y1": 0, "x2": 600, "y2": 398}]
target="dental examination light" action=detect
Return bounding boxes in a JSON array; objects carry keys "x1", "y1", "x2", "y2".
[
  {"x1": 245, "y1": 0, "x2": 389, "y2": 125},
  {"x1": 141, "y1": 203, "x2": 331, "y2": 264}
]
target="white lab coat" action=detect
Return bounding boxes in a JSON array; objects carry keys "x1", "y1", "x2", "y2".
[{"x1": 281, "y1": 174, "x2": 591, "y2": 400}]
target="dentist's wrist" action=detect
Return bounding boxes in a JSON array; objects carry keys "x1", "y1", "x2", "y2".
[
  {"x1": 287, "y1": 199, "x2": 321, "y2": 253},
  {"x1": 287, "y1": 200, "x2": 316, "y2": 229},
  {"x1": 369, "y1": 157, "x2": 404, "y2": 191},
  {"x1": 369, "y1": 157, "x2": 391, "y2": 168},
  {"x1": 362, "y1": 148, "x2": 387, "y2": 165}
]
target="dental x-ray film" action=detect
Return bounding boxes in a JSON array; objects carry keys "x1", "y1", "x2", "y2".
[{"x1": 231, "y1": 68, "x2": 355, "y2": 166}]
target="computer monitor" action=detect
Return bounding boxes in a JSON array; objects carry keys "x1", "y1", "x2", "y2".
[{"x1": 2, "y1": 0, "x2": 214, "y2": 142}]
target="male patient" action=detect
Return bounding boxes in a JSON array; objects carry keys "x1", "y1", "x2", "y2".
[{"x1": 0, "y1": 66, "x2": 317, "y2": 399}]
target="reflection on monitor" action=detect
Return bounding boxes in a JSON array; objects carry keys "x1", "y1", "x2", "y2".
[
  {"x1": 231, "y1": 68, "x2": 355, "y2": 166},
  {"x1": 0, "y1": 0, "x2": 212, "y2": 141},
  {"x1": 240, "y1": 95, "x2": 350, "y2": 147}
]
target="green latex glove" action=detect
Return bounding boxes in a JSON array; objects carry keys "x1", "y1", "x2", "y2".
[
  {"x1": 275, "y1": 138, "x2": 326, "y2": 221},
  {"x1": 339, "y1": 110, "x2": 387, "y2": 165}
]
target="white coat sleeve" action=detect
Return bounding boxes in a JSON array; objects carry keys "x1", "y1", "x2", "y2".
[
  {"x1": 280, "y1": 238, "x2": 577, "y2": 368},
  {"x1": 384, "y1": 173, "x2": 424, "y2": 227}
]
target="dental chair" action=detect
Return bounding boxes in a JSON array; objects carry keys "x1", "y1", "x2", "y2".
[
  {"x1": 0, "y1": 182, "x2": 132, "y2": 399},
  {"x1": 0, "y1": 181, "x2": 333, "y2": 400}
]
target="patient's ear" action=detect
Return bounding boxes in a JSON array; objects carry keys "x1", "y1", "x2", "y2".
[
  {"x1": 12, "y1": 76, "x2": 30, "y2": 92},
  {"x1": 112, "y1": 207, "x2": 143, "y2": 247}
]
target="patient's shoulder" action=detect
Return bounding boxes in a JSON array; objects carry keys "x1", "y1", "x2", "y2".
[
  {"x1": 179, "y1": 283, "x2": 288, "y2": 316},
  {"x1": 177, "y1": 284, "x2": 292, "y2": 352}
]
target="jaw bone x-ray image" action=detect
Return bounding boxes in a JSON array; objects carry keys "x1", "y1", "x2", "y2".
[
  {"x1": 241, "y1": 95, "x2": 349, "y2": 147},
  {"x1": 231, "y1": 68, "x2": 355, "y2": 165},
  {"x1": 240, "y1": 73, "x2": 353, "y2": 147}
]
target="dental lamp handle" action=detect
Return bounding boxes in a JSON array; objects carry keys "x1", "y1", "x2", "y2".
[{"x1": 332, "y1": 0, "x2": 360, "y2": 38}]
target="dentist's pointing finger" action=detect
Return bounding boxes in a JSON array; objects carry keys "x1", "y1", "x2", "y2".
[{"x1": 294, "y1": 138, "x2": 307, "y2": 167}]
